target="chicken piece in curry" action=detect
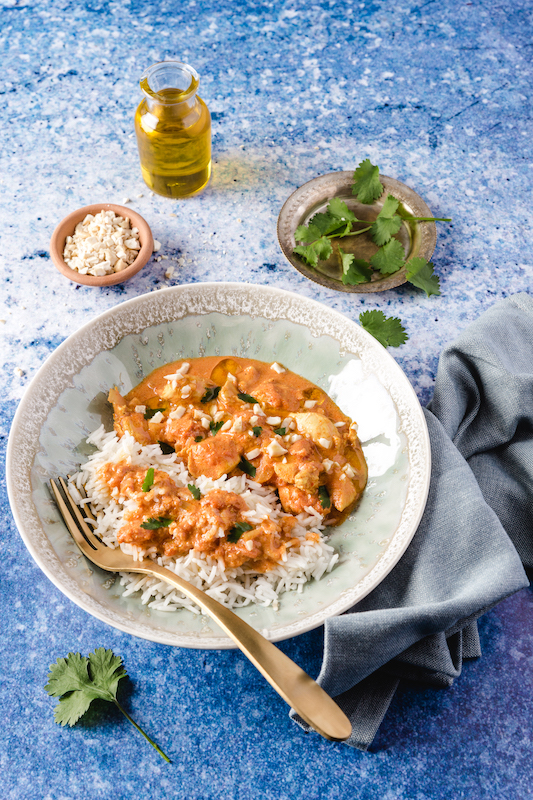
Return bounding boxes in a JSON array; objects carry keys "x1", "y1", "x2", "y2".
[{"x1": 105, "y1": 356, "x2": 367, "y2": 572}]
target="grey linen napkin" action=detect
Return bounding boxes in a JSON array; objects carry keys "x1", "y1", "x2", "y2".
[{"x1": 292, "y1": 293, "x2": 531, "y2": 749}]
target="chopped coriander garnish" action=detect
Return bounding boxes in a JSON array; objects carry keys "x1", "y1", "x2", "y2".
[
  {"x1": 252, "y1": 426, "x2": 262, "y2": 437},
  {"x1": 201, "y1": 386, "x2": 221, "y2": 403},
  {"x1": 158, "y1": 441, "x2": 175, "y2": 455},
  {"x1": 318, "y1": 485, "x2": 331, "y2": 509},
  {"x1": 238, "y1": 455, "x2": 256, "y2": 478},
  {"x1": 140, "y1": 517, "x2": 173, "y2": 530},
  {"x1": 273, "y1": 427, "x2": 286, "y2": 436},
  {"x1": 188, "y1": 484, "x2": 201, "y2": 500},
  {"x1": 141, "y1": 467, "x2": 154, "y2": 492},
  {"x1": 227, "y1": 521, "x2": 254, "y2": 543},
  {"x1": 237, "y1": 392, "x2": 257, "y2": 404},
  {"x1": 194, "y1": 435, "x2": 204, "y2": 442},
  {"x1": 210, "y1": 420, "x2": 224, "y2": 435},
  {"x1": 144, "y1": 407, "x2": 165, "y2": 420}
]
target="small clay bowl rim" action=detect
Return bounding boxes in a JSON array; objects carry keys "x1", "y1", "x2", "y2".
[{"x1": 50, "y1": 203, "x2": 154, "y2": 287}]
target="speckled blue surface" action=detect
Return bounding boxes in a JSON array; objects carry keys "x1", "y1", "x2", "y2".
[{"x1": 2, "y1": 0, "x2": 533, "y2": 797}]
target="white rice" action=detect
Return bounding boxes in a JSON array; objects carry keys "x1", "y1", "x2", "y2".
[{"x1": 70, "y1": 425, "x2": 339, "y2": 614}]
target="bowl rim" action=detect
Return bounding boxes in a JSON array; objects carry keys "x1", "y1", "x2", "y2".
[{"x1": 49, "y1": 203, "x2": 154, "y2": 287}]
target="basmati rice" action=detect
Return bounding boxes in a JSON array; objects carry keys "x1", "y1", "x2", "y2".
[{"x1": 70, "y1": 425, "x2": 339, "y2": 614}]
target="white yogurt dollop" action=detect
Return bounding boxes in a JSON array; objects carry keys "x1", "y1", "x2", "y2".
[{"x1": 328, "y1": 359, "x2": 401, "y2": 478}]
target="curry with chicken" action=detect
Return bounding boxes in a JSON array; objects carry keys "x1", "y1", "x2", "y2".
[{"x1": 106, "y1": 356, "x2": 367, "y2": 571}]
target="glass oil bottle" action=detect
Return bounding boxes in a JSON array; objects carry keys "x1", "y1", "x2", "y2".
[{"x1": 134, "y1": 61, "x2": 211, "y2": 198}]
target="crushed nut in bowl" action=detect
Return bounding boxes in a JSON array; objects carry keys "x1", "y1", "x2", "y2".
[{"x1": 50, "y1": 203, "x2": 155, "y2": 286}]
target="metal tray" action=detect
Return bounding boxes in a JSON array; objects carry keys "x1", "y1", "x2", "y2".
[{"x1": 277, "y1": 171, "x2": 437, "y2": 293}]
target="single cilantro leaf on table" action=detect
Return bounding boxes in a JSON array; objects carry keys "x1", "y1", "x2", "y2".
[
  {"x1": 339, "y1": 247, "x2": 373, "y2": 285},
  {"x1": 45, "y1": 648, "x2": 170, "y2": 762},
  {"x1": 370, "y1": 194, "x2": 402, "y2": 246},
  {"x1": 405, "y1": 257, "x2": 441, "y2": 297},
  {"x1": 359, "y1": 310, "x2": 408, "y2": 348},
  {"x1": 293, "y1": 236, "x2": 333, "y2": 268},
  {"x1": 352, "y1": 159, "x2": 384, "y2": 204},
  {"x1": 370, "y1": 238, "x2": 406, "y2": 275}
]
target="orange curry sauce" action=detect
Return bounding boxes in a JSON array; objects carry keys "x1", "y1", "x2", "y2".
[{"x1": 104, "y1": 356, "x2": 367, "y2": 571}]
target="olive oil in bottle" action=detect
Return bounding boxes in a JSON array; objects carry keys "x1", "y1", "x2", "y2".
[{"x1": 134, "y1": 61, "x2": 211, "y2": 198}]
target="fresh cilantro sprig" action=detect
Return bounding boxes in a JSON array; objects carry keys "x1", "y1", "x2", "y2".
[
  {"x1": 45, "y1": 648, "x2": 170, "y2": 763},
  {"x1": 293, "y1": 158, "x2": 450, "y2": 300}
]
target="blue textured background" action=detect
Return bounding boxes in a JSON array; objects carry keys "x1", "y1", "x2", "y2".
[{"x1": 1, "y1": 0, "x2": 532, "y2": 798}]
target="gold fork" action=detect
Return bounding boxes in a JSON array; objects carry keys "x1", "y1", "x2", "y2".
[{"x1": 50, "y1": 477, "x2": 352, "y2": 742}]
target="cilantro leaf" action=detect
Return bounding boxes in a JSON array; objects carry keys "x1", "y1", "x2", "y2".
[
  {"x1": 227, "y1": 521, "x2": 254, "y2": 543},
  {"x1": 140, "y1": 516, "x2": 173, "y2": 530},
  {"x1": 327, "y1": 197, "x2": 358, "y2": 223},
  {"x1": 294, "y1": 222, "x2": 324, "y2": 243},
  {"x1": 141, "y1": 467, "x2": 155, "y2": 492},
  {"x1": 237, "y1": 392, "x2": 258, "y2": 404},
  {"x1": 210, "y1": 420, "x2": 224, "y2": 435},
  {"x1": 359, "y1": 310, "x2": 408, "y2": 347},
  {"x1": 194, "y1": 435, "x2": 204, "y2": 442},
  {"x1": 405, "y1": 258, "x2": 441, "y2": 297},
  {"x1": 158, "y1": 441, "x2": 175, "y2": 455},
  {"x1": 370, "y1": 238, "x2": 406, "y2": 275},
  {"x1": 273, "y1": 427, "x2": 286, "y2": 436},
  {"x1": 352, "y1": 159, "x2": 384, "y2": 204},
  {"x1": 252, "y1": 426, "x2": 262, "y2": 437},
  {"x1": 370, "y1": 195, "x2": 403, "y2": 246},
  {"x1": 144, "y1": 407, "x2": 165, "y2": 420},
  {"x1": 318, "y1": 485, "x2": 331, "y2": 509},
  {"x1": 188, "y1": 484, "x2": 201, "y2": 500},
  {"x1": 238, "y1": 455, "x2": 257, "y2": 478},
  {"x1": 201, "y1": 386, "x2": 221, "y2": 403},
  {"x1": 293, "y1": 236, "x2": 333, "y2": 267},
  {"x1": 339, "y1": 247, "x2": 373, "y2": 285},
  {"x1": 45, "y1": 649, "x2": 170, "y2": 762}
]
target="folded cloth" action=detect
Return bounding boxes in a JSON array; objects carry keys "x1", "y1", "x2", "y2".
[{"x1": 292, "y1": 293, "x2": 531, "y2": 749}]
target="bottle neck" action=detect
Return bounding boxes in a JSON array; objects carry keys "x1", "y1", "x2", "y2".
[{"x1": 140, "y1": 61, "x2": 200, "y2": 116}]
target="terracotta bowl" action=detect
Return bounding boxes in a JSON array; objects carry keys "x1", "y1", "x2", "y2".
[{"x1": 50, "y1": 203, "x2": 154, "y2": 286}]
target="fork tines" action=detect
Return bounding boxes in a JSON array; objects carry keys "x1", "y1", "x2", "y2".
[{"x1": 50, "y1": 477, "x2": 99, "y2": 552}]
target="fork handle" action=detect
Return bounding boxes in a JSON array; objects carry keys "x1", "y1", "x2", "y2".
[{"x1": 144, "y1": 562, "x2": 351, "y2": 742}]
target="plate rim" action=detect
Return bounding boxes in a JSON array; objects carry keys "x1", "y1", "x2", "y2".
[
  {"x1": 277, "y1": 170, "x2": 437, "y2": 293},
  {"x1": 7, "y1": 282, "x2": 431, "y2": 648}
]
